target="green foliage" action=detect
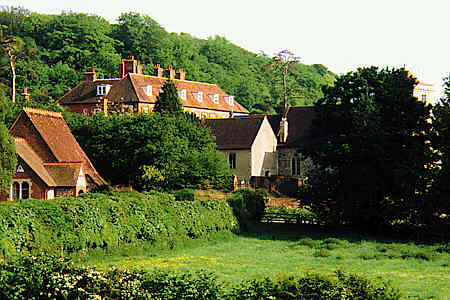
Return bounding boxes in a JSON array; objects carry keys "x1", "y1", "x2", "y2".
[
  {"x1": 173, "y1": 189, "x2": 195, "y2": 201},
  {"x1": 154, "y1": 78, "x2": 183, "y2": 113},
  {"x1": 0, "y1": 254, "x2": 400, "y2": 300},
  {"x1": 0, "y1": 191, "x2": 238, "y2": 257},
  {"x1": 227, "y1": 188, "x2": 268, "y2": 229},
  {"x1": 67, "y1": 112, "x2": 233, "y2": 190},
  {"x1": 0, "y1": 8, "x2": 335, "y2": 113},
  {"x1": 300, "y1": 67, "x2": 436, "y2": 229},
  {"x1": 0, "y1": 89, "x2": 16, "y2": 195}
]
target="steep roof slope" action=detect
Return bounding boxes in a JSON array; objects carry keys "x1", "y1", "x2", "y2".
[
  {"x1": 10, "y1": 108, "x2": 105, "y2": 186},
  {"x1": 204, "y1": 116, "x2": 266, "y2": 149}
]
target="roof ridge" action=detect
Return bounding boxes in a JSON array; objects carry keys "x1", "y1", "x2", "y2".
[
  {"x1": 43, "y1": 162, "x2": 82, "y2": 166},
  {"x1": 23, "y1": 107, "x2": 62, "y2": 118},
  {"x1": 130, "y1": 73, "x2": 220, "y2": 87}
]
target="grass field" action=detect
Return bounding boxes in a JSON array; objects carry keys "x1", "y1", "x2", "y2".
[{"x1": 78, "y1": 224, "x2": 450, "y2": 300}]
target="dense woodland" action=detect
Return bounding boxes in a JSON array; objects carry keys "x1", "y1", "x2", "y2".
[{"x1": 0, "y1": 7, "x2": 335, "y2": 113}]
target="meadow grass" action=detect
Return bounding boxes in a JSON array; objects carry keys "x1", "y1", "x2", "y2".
[{"x1": 77, "y1": 224, "x2": 449, "y2": 299}]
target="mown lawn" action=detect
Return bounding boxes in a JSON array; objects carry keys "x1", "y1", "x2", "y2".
[{"x1": 81, "y1": 224, "x2": 449, "y2": 299}]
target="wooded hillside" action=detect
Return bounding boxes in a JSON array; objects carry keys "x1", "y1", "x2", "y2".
[{"x1": 0, "y1": 7, "x2": 335, "y2": 113}]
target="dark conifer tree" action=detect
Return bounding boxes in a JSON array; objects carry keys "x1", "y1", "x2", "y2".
[{"x1": 154, "y1": 78, "x2": 183, "y2": 114}]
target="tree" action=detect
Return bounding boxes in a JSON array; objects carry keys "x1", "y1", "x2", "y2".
[
  {"x1": 0, "y1": 25, "x2": 23, "y2": 103},
  {"x1": 268, "y1": 50, "x2": 300, "y2": 110},
  {"x1": 153, "y1": 78, "x2": 183, "y2": 114},
  {"x1": 431, "y1": 75, "x2": 450, "y2": 214},
  {"x1": 300, "y1": 67, "x2": 435, "y2": 228},
  {"x1": 67, "y1": 112, "x2": 232, "y2": 190},
  {"x1": 0, "y1": 89, "x2": 16, "y2": 195}
]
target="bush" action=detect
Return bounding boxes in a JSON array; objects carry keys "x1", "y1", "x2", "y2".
[
  {"x1": 173, "y1": 189, "x2": 196, "y2": 201},
  {"x1": 0, "y1": 190, "x2": 238, "y2": 256},
  {"x1": 0, "y1": 255, "x2": 401, "y2": 300},
  {"x1": 227, "y1": 188, "x2": 268, "y2": 230}
]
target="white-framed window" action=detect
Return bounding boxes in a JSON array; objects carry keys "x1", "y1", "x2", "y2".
[
  {"x1": 47, "y1": 189, "x2": 54, "y2": 200},
  {"x1": 178, "y1": 89, "x2": 187, "y2": 100},
  {"x1": 142, "y1": 106, "x2": 149, "y2": 113},
  {"x1": 16, "y1": 164, "x2": 24, "y2": 173},
  {"x1": 11, "y1": 180, "x2": 31, "y2": 200},
  {"x1": 291, "y1": 156, "x2": 301, "y2": 176},
  {"x1": 209, "y1": 94, "x2": 219, "y2": 104},
  {"x1": 229, "y1": 153, "x2": 237, "y2": 169},
  {"x1": 97, "y1": 84, "x2": 111, "y2": 96},
  {"x1": 224, "y1": 95, "x2": 234, "y2": 106},
  {"x1": 141, "y1": 85, "x2": 152, "y2": 96},
  {"x1": 193, "y1": 91, "x2": 203, "y2": 102}
]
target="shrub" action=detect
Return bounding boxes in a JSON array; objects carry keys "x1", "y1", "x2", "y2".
[
  {"x1": 313, "y1": 249, "x2": 332, "y2": 258},
  {"x1": 0, "y1": 190, "x2": 238, "y2": 256},
  {"x1": 173, "y1": 189, "x2": 195, "y2": 201},
  {"x1": 227, "y1": 188, "x2": 268, "y2": 229},
  {"x1": 0, "y1": 255, "x2": 401, "y2": 300},
  {"x1": 296, "y1": 237, "x2": 320, "y2": 249}
]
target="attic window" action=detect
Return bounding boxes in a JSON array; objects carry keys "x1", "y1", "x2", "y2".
[
  {"x1": 16, "y1": 164, "x2": 24, "y2": 173},
  {"x1": 209, "y1": 94, "x2": 219, "y2": 104},
  {"x1": 178, "y1": 89, "x2": 187, "y2": 100},
  {"x1": 97, "y1": 84, "x2": 111, "y2": 96},
  {"x1": 224, "y1": 96, "x2": 234, "y2": 106},
  {"x1": 193, "y1": 91, "x2": 203, "y2": 102},
  {"x1": 141, "y1": 85, "x2": 152, "y2": 96}
]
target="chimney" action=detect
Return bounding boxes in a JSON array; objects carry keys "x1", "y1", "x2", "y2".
[
  {"x1": 279, "y1": 117, "x2": 288, "y2": 143},
  {"x1": 22, "y1": 88, "x2": 31, "y2": 101},
  {"x1": 118, "y1": 56, "x2": 143, "y2": 78},
  {"x1": 85, "y1": 68, "x2": 97, "y2": 81},
  {"x1": 155, "y1": 64, "x2": 164, "y2": 77},
  {"x1": 168, "y1": 65, "x2": 175, "y2": 80},
  {"x1": 176, "y1": 68, "x2": 185, "y2": 80}
]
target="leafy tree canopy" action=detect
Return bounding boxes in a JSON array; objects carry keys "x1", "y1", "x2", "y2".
[
  {"x1": 153, "y1": 78, "x2": 183, "y2": 114},
  {"x1": 0, "y1": 89, "x2": 16, "y2": 194},
  {"x1": 300, "y1": 66, "x2": 436, "y2": 227}
]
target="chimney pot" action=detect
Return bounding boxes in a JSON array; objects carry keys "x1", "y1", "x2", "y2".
[
  {"x1": 85, "y1": 68, "x2": 97, "y2": 81},
  {"x1": 168, "y1": 65, "x2": 175, "y2": 80},
  {"x1": 176, "y1": 68, "x2": 186, "y2": 80},
  {"x1": 118, "y1": 56, "x2": 142, "y2": 78}
]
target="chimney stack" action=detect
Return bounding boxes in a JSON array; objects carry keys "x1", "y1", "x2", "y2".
[
  {"x1": 118, "y1": 56, "x2": 143, "y2": 78},
  {"x1": 176, "y1": 68, "x2": 185, "y2": 80},
  {"x1": 22, "y1": 88, "x2": 31, "y2": 101},
  {"x1": 168, "y1": 65, "x2": 175, "y2": 80},
  {"x1": 155, "y1": 64, "x2": 164, "y2": 77},
  {"x1": 279, "y1": 117, "x2": 288, "y2": 143},
  {"x1": 85, "y1": 68, "x2": 97, "y2": 81}
]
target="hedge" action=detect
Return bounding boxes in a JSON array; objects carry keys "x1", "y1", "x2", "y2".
[
  {"x1": 0, "y1": 255, "x2": 401, "y2": 300},
  {"x1": 0, "y1": 190, "x2": 238, "y2": 257}
]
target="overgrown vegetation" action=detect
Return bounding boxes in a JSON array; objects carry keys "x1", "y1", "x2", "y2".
[
  {"x1": 0, "y1": 254, "x2": 400, "y2": 299},
  {"x1": 0, "y1": 190, "x2": 237, "y2": 257},
  {"x1": 227, "y1": 188, "x2": 268, "y2": 230}
]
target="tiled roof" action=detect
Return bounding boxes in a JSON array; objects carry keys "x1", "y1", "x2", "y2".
[
  {"x1": 267, "y1": 106, "x2": 316, "y2": 147},
  {"x1": 12, "y1": 108, "x2": 105, "y2": 186},
  {"x1": 44, "y1": 162, "x2": 82, "y2": 187},
  {"x1": 14, "y1": 138, "x2": 56, "y2": 186},
  {"x1": 58, "y1": 73, "x2": 249, "y2": 114},
  {"x1": 58, "y1": 79, "x2": 119, "y2": 104},
  {"x1": 204, "y1": 116, "x2": 266, "y2": 149}
]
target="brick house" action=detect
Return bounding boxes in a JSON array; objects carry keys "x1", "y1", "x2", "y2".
[
  {"x1": 2, "y1": 107, "x2": 104, "y2": 201},
  {"x1": 57, "y1": 56, "x2": 249, "y2": 118}
]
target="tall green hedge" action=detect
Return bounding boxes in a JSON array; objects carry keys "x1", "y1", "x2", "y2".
[{"x1": 0, "y1": 191, "x2": 237, "y2": 257}]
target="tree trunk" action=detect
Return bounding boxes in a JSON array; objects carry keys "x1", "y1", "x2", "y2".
[{"x1": 8, "y1": 49, "x2": 15, "y2": 103}]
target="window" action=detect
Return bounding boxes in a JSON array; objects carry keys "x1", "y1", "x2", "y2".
[
  {"x1": 291, "y1": 156, "x2": 301, "y2": 176},
  {"x1": 93, "y1": 108, "x2": 101, "y2": 114},
  {"x1": 224, "y1": 95, "x2": 234, "y2": 106},
  {"x1": 193, "y1": 91, "x2": 203, "y2": 102},
  {"x1": 141, "y1": 85, "x2": 152, "y2": 96},
  {"x1": 229, "y1": 153, "x2": 237, "y2": 169},
  {"x1": 209, "y1": 94, "x2": 219, "y2": 104},
  {"x1": 12, "y1": 181, "x2": 31, "y2": 200},
  {"x1": 82, "y1": 108, "x2": 89, "y2": 114},
  {"x1": 16, "y1": 164, "x2": 24, "y2": 173},
  {"x1": 178, "y1": 89, "x2": 187, "y2": 100},
  {"x1": 210, "y1": 114, "x2": 216, "y2": 119},
  {"x1": 142, "y1": 106, "x2": 149, "y2": 113},
  {"x1": 97, "y1": 84, "x2": 111, "y2": 96}
]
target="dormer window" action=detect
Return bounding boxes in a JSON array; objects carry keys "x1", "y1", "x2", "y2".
[
  {"x1": 224, "y1": 95, "x2": 234, "y2": 106},
  {"x1": 193, "y1": 91, "x2": 203, "y2": 102},
  {"x1": 209, "y1": 94, "x2": 219, "y2": 104},
  {"x1": 97, "y1": 84, "x2": 111, "y2": 96},
  {"x1": 141, "y1": 85, "x2": 152, "y2": 96},
  {"x1": 178, "y1": 89, "x2": 187, "y2": 100}
]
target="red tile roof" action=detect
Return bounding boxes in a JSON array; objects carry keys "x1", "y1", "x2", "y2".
[{"x1": 11, "y1": 108, "x2": 105, "y2": 186}]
